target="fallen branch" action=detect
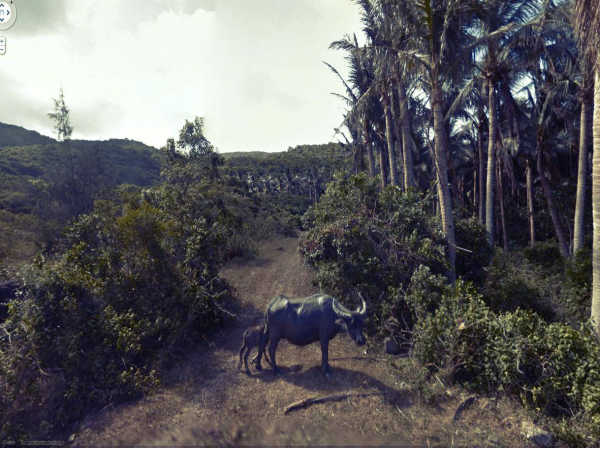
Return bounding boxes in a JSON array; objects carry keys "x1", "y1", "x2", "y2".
[
  {"x1": 329, "y1": 356, "x2": 386, "y2": 363},
  {"x1": 453, "y1": 396, "x2": 476, "y2": 422},
  {"x1": 283, "y1": 392, "x2": 383, "y2": 415},
  {"x1": 214, "y1": 302, "x2": 237, "y2": 318}
]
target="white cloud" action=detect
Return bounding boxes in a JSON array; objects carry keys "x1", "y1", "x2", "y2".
[{"x1": 0, "y1": 0, "x2": 361, "y2": 151}]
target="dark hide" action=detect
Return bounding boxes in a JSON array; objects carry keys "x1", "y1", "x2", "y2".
[
  {"x1": 238, "y1": 324, "x2": 270, "y2": 374},
  {"x1": 256, "y1": 294, "x2": 367, "y2": 375}
]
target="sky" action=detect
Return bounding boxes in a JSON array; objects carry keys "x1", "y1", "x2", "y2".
[{"x1": 0, "y1": 0, "x2": 362, "y2": 152}]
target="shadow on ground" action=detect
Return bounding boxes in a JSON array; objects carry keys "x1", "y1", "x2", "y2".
[{"x1": 250, "y1": 365, "x2": 411, "y2": 408}]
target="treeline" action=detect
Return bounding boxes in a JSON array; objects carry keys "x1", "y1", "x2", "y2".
[
  {"x1": 296, "y1": 0, "x2": 600, "y2": 443},
  {"x1": 222, "y1": 143, "x2": 349, "y2": 203},
  {"x1": 0, "y1": 121, "x2": 349, "y2": 265},
  {"x1": 0, "y1": 137, "x2": 164, "y2": 262},
  {"x1": 325, "y1": 0, "x2": 596, "y2": 293}
]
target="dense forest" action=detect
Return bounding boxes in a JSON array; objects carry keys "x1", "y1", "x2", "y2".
[{"x1": 2, "y1": 0, "x2": 600, "y2": 446}]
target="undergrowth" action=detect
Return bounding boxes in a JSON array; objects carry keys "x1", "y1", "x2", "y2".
[{"x1": 300, "y1": 173, "x2": 600, "y2": 445}]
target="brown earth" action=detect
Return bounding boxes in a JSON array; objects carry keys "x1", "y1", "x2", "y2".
[{"x1": 71, "y1": 236, "x2": 538, "y2": 447}]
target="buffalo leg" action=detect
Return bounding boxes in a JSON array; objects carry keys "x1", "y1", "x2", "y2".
[
  {"x1": 243, "y1": 347, "x2": 252, "y2": 374},
  {"x1": 255, "y1": 331, "x2": 268, "y2": 370},
  {"x1": 238, "y1": 344, "x2": 246, "y2": 371},
  {"x1": 320, "y1": 339, "x2": 330, "y2": 375},
  {"x1": 254, "y1": 327, "x2": 270, "y2": 370},
  {"x1": 269, "y1": 338, "x2": 280, "y2": 375},
  {"x1": 251, "y1": 349, "x2": 270, "y2": 367}
]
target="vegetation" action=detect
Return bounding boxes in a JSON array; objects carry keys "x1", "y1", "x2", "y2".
[
  {"x1": 299, "y1": 0, "x2": 600, "y2": 442},
  {"x1": 299, "y1": 173, "x2": 600, "y2": 444},
  {"x1": 0, "y1": 115, "x2": 349, "y2": 442},
  {"x1": 3, "y1": 0, "x2": 600, "y2": 445}
]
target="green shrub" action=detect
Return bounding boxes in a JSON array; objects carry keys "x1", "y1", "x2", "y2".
[
  {"x1": 523, "y1": 240, "x2": 564, "y2": 272},
  {"x1": 482, "y1": 250, "x2": 556, "y2": 321},
  {"x1": 300, "y1": 173, "x2": 446, "y2": 332},
  {"x1": 412, "y1": 279, "x2": 600, "y2": 439},
  {"x1": 455, "y1": 217, "x2": 492, "y2": 284},
  {"x1": 0, "y1": 193, "x2": 234, "y2": 441},
  {"x1": 562, "y1": 248, "x2": 593, "y2": 323}
]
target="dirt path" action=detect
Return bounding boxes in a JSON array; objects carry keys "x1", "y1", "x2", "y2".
[{"x1": 72, "y1": 236, "x2": 532, "y2": 447}]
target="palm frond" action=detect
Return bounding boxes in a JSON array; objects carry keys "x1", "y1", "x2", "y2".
[{"x1": 323, "y1": 61, "x2": 358, "y2": 103}]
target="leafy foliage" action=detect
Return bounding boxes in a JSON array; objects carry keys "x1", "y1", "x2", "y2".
[
  {"x1": 301, "y1": 173, "x2": 465, "y2": 333},
  {"x1": 0, "y1": 135, "x2": 304, "y2": 441},
  {"x1": 47, "y1": 88, "x2": 73, "y2": 142},
  {"x1": 0, "y1": 187, "x2": 237, "y2": 440},
  {"x1": 411, "y1": 277, "x2": 600, "y2": 437}
]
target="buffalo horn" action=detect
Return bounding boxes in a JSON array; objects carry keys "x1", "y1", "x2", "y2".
[
  {"x1": 332, "y1": 299, "x2": 352, "y2": 319},
  {"x1": 356, "y1": 292, "x2": 367, "y2": 316}
]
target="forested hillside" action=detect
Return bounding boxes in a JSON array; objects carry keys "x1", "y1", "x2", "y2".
[
  {"x1": 0, "y1": 125, "x2": 165, "y2": 263},
  {"x1": 0, "y1": 122, "x2": 54, "y2": 147},
  {"x1": 0, "y1": 122, "x2": 347, "y2": 264}
]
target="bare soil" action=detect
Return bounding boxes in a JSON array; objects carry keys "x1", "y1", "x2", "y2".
[{"x1": 72, "y1": 236, "x2": 538, "y2": 447}]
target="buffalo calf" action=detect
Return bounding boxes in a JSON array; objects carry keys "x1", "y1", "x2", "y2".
[{"x1": 238, "y1": 324, "x2": 270, "y2": 374}]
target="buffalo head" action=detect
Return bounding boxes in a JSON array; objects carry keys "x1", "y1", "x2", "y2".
[{"x1": 332, "y1": 297, "x2": 367, "y2": 346}]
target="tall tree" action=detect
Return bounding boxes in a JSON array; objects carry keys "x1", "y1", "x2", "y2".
[
  {"x1": 576, "y1": 0, "x2": 600, "y2": 333},
  {"x1": 573, "y1": 56, "x2": 594, "y2": 254},
  {"x1": 48, "y1": 88, "x2": 73, "y2": 142},
  {"x1": 175, "y1": 116, "x2": 222, "y2": 181},
  {"x1": 517, "y1": 0, "x2": 576, "y2": 258},
  {"x1": 406, "y1": 0, "x2": 476, "y2": 282},
  {"x1": 466, "y1": 0, "x2": 541, "y2": 246}
]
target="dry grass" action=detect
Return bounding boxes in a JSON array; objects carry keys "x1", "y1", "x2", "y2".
[{"x1": 71, "y1": 236, "x2": 539, "y2": 447}]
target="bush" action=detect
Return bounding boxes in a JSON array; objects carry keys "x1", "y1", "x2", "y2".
[
  {"x1": 523, "y1": 240, "x2": 564, "y2": 273},
  {"x1": 482, "y1": 250, "x2": 556, "y2": 321},
  {"x1": 455, "y1": 217, "x2": 493, "y2": 284},
  {"x1": 412, "y1": 279, "x2": 600, "y2": 441},
  {"x1": 299, "y1": 173, "x2": 447, "y2": 332},
  {"x1": 0, "y1": 193, "x2": 234, "y2": 441},
  {"x1": 562, "y1": 248, "x2": 593, "y2": 323}
]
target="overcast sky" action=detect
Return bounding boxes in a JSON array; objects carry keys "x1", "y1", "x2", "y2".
[{"x1": 0, "y1": 0, "x2": 362, "y2": 152}]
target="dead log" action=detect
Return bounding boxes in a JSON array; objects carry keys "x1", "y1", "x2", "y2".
[
  {"x1": 453, "y1": 396, "x2": 476, "y2": 422},
  {"x1": 283, "y1": 392, "x2": 382, "y2": 415}
]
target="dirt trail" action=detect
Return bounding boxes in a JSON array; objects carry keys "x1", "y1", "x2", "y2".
[{"x1": 72, "y1": 236, "x2": 531, "y2": 447}]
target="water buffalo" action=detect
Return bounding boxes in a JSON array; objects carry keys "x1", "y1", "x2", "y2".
[
  {"x1": 255, "y1": 293, "x2": 367, "y2": 375},
  {"x1": 238, "y1": 324, "x2": 270, "y2": 374}
]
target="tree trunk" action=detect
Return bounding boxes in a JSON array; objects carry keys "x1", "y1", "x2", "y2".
[
  {"x1": 397, "y1": 84, "x2": 416, "y2": 190},
  {"x1": 526, "y1": 157, "x2": 535, "y2": 248},
  {"x1": 478, "y1": 122, "x2": 485, "y2": 225},
  {"x1": 574, "y1": 94, "x2": 591, "y2": 254},
  {"x1": 432, "y1": 75, "x2": 456, "y2": 282},
  {"x1": 378, "y1": 140, "x2": 389, "y2": 190},
  {"x1": 497, "y1": 158, "x2": 508, "y2": 252},
  {"x1": 363, "y1": 118, "x2": 376, "y2": 177},
  {"x1": 591, "y1": 68, "x2": 600, "y2": 335},
  {"x1": 383, "y1": 92, "x2": 400, "y2": 187},
  {"x1": 485, "y1": 78, "x2": 497, "y2": 247},
  {"x1": 537, "y1": 134, "x2": 570, "y2": 258},
  {"x1": 473, "y1": 155, "x2": 478, "y2": 215},
  {"x1": 390, "y1": 86, "x2": 405, "y2": 189}
]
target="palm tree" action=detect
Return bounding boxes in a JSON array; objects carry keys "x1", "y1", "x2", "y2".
[
  {"x1": 573, "y1": 49, "x2": 594, "y2": 254},
  {"x1": 523, "y1": 0, "x2": 578, "y2": 258},
  {"x1": 402, "y1": 0, "x2": 477, "y2": 281},
  {"x1": 408, "y1": 0, "x2": 469, "y2": 281},
  {"x1": 576, "y1": 0, "x2": 600, "y2": 333},
  {"x1": 465, "y1": 0, "x2": 541, "y2": 246},
  {"x1": 329, "y1": 32, "x2": 385, "y2": 180}
]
